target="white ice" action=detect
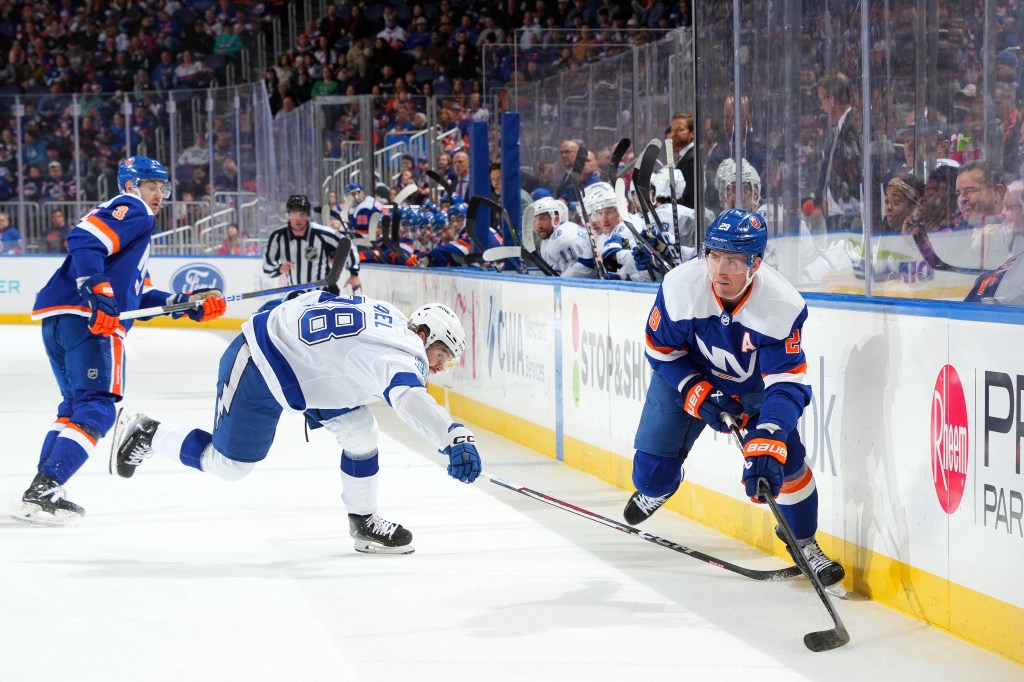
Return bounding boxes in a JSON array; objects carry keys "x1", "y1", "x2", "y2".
[{"x1": 1, "y1": 325, "x2": 1019, "y2": 681}]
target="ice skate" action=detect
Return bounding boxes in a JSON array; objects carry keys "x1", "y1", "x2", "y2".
[
  {"x1": 109, "y1": 409, "x2": 160, "y2": 478},
  {"x1": 348, "y1": 513, "x2": 414, "y2": 554},
  {"x1": 777, "y1": 527, "x2": 847, "y2": 597},
  {"x1": 11, "y1": 472, "x2": 85, "y2": 526},
  {"x1": 623, "y1": 491, "x2": 671, "y2": 525}
]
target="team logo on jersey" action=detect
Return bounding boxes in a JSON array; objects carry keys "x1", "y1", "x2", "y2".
[
  {"x1": 87, "y1": 368, "x2": 98, "y2": 379},
  {"x1": 720, "y1": 313, "x2": 730, "y2": 325},
  {"x1": 305, "y1": 247, "x2": 319, "y2": 262},
  {"x1": 694, "y1": 334, "x2": 756, "y2": 382},
  {"x1": 171, "y1": 263, "x2": 225, "y2": 296}
]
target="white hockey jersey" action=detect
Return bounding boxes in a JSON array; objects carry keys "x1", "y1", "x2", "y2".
[
  {"x1": 540, "y1": 221, "x2": 590, "y2": 274},
  {"x1": 242, "y1": 291, "x2": 454, "y2": 448}
]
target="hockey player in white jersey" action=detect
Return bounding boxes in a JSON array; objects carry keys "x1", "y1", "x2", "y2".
[
  {"x1": 623, "y1": 208, "x2": 845, "y2": 588},
  {"x1": 532, "y1": 196, "x2": 590, "y2": 276},
  {"x1": 577, "y1": 182, "x2": 649, "y2": 281},
  {"x1": 109, "y1": 296, "x2": 482, "y2": 555}
]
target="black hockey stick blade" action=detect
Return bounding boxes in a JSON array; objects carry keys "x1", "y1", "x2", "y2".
[
  {"x1": 910, "y1": 227, "x2": 988, "y2": 275},
  {"x1": 633, "y1": 139, "x2": 663, "y2": 194},
  {"x1": 761, "y1": 479, "x2": 851, "y2": 652},
  {"x1": 426, "y1": 169, "x2": 455, "y2": 197},
  {"x1": 326, "y1": 237, "x2": 352, "y2": 288},
  {"x1": 483, "y1": 472, "x2": 802, "y2": 581},
  {"x1": 607, "y1": 137, "x2": 631, "y2": 181}
]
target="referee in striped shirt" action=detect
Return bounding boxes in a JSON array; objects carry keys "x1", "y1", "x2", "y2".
[{"x1": 262, "y1": 195, "x2": 361, "y2": 291}]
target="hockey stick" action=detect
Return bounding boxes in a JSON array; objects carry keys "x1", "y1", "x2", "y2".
[
  {"x1": 606, "y1": 137, "x2": 631, "y2": 182},
  {"x1": 725, "y1": 420, "x2": 850, "y2": 652},
  {"x1": 394, "y1": 183, "x2": 419, "y2": 206},
  {"x1": 555, "y1": 143, "x2": 588, "y2": 200},
  {"x1": 664, "y1": 138, "x2": 682, "y2": 252},
  {"x1": 910, "y1": 227, "x2": 988, "y2": 276},
  {"x1": 481, "y1": 245, "x2": 524, "y2": 262},
  {"x1": 614, "y1": 178, "x2": 670, "y2": 279},
  {"x1": 426, "y1": 169, "x2": 455, "y2": 197},
  {"x1": 124, "y1": 239, "x2": 353, "y2": 320},
  {"x1": 566, "y1": 146, "x2": 609, "y2": 279},
  {"x1": 482, "y1": 472, "x2": 801, "y2": 581}
]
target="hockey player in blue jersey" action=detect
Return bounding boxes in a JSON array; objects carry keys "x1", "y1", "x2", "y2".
[
  {"x1": 623, "y1": 208, "x2": 844, "y2": 587},
  {"x1": 15, "y1": 156, "x2": 227, "y2": 526},
  {"x1": 108, "y1": 297, "x2": 482, "y2": 555}
]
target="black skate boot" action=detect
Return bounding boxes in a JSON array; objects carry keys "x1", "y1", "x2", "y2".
[
  {"x1": 776, "y1": 527, "x2": 846, "y2": 589},
  {"x1": 109, "y1": 409, "x2": 160, "y2": 479},
  {"x1": 11, "y1": 472, "x2": 85, "y2": 526},
  {"x1": 348, "y1": 513, "x2": 414, "y2": 554},
  {"x1": 623, "y1": 491, "x2": 672, "y2": 525}
]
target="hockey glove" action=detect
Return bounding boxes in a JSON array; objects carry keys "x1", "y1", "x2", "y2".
[
  {"x1": 443, "y1": 423, "x2": 481, "y2": 483},
  {"x1": 680, "y1": 378, "x2": 747, "y2": 433},
  {"x1": 631, "y1": 245, "x2": 652, "y2": 271},
  {"x1": 642, "y1": 226, "x2": 670, "y2": 254},
  {"x1": 741, "y1": 423, "x2": 787, "y2": 502},
  {"x1": 171, "y1": 288, "x2": 226, "y2": 322},
  {"x1": 77, "y1": 275, "x2": 120, "y2": 336}
]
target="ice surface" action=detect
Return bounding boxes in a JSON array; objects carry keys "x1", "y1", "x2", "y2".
[{"x1": 1, "y1": 325, "x2": 1019, "y2": 681}]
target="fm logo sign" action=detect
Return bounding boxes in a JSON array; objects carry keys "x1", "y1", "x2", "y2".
[{"x1": 931, "y1": 364, "x2": 968, "y2": 514}]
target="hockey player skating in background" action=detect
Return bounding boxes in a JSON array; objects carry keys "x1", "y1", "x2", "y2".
[
  {"x1": 623, "y1": 208, "x2": 845, "y2": 588},
  {"x1": 343, "y1": 182, "x2": 382, "y2": 240},
  {"x1": 15, "y1": 156, "x2": 227, "y2": 526},
  {"x1": 531, "y1": 196, "x2": 591, "y2": 276},
  {"x1": 109, "y1": 296, "x2": 482, "y2": 554}
]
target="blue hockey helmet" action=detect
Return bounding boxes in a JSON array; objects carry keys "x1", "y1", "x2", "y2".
[
  {"x1": 118, "y1": 156, "x2": 169, "y2": 196},
  {"x1": 704, "y1": 208, "x2": 767, "y2": 267},
  {"x1": 344, "y1": 182, "x2": 365, "y2": 196},
  {"x1": 447, "y1": 202, "x2": 468, "y2": 219}
]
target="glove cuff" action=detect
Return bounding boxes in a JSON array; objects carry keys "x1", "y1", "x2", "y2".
[
  {"x1": 743, "y1": 438, "x2": 788, "y2": 464},
  {"x1": 682, "y1": 379, "x2": 713, "y2": 418}
]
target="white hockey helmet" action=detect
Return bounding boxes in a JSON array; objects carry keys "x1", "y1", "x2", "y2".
[
  {"x1": 533, "y1": 196, "x2": 564, "y2": 224},
  {"x1": 715, "y1": 158, "x2": 761, "y2": 209},
  {"x1": 409, "y1": 303, "x2": 467, "y2": 360},
  {"x1": 652, "y1": 167, "x2": 686, "y2": 200},
  {"x1": 583, "y1": 181, "x2": 618, "y2": 214}
]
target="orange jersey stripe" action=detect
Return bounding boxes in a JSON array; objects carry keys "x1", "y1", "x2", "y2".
[{"x1": 85, "y1": 215, "x2": 121, "y2": 253}]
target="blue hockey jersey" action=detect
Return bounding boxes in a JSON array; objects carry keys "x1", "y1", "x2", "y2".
[
  {"x1": 644, "y1": 258, "x2": 811, "y2": 434},
  {"x1": 31, "y1": 193, "x2": 171, "y2": 332}
]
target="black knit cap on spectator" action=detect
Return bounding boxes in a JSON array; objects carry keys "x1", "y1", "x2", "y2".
[{"x1": 286, "y1": 195, "x2": 311, "y2": 212}]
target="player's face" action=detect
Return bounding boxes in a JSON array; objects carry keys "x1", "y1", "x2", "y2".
[
  {"x1": 725, "y1": 182, "x2": 757, "y2": 212},
  {"x1": 425, "y1": 341, "x2": 455, "y2": 373},
  {"x1": 534, "y1": 211, "x2": 556, "y2": 239},
  {"x1": 592, "y1": 206, "x2": 619, "y2": 233},
  {"x1": 136, "y1": 179, "x2": 168, "y2": 214},
  {"x1": 288, "y1": 210, "x2": 309, "y2": 231},
  {"x1": 449, "y1": 214, "x2": 465, "y2": 231},
  {"x1": 706, "y1": 249, "x2": 761, "y2": 303}
]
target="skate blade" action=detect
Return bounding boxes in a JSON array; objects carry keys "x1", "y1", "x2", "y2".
[
  {"x1": 353, "y1": 540, "x2": 415, "y2": 555},
  {"x1": 10, "y1": 504, "x2": 81, "y2": 527},
  {"x1": 824, "y1": 582, "x2": 848, "y2": 600}
]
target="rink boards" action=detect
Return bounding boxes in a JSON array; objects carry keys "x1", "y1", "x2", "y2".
[{"x1": 1, "y1": 255, "x2": 1021, "y2": 664}]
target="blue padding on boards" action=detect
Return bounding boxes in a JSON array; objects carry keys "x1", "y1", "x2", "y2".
[
  {"x1": 501, "y1": 112, "x2": 521, "y2": 245},
  {"x1": 469, "y1": 120, "x2": 490, "y2": 248}
]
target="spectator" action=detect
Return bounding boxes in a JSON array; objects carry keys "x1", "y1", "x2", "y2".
[
  {"x1": 880, "y1": 173, "x2": 925, "y2": 234},
  {"x1": 177, "y1": 135, "x2": 211, "y2": 173},
  {"x1": 214, "y1": 156, "x2": 239, "y2": 193},
  {"x1": 0, "y1": 211, "x2": 23, "y2": 255},
  {"x1": 956, "y1": 160, "x2": 1005, "y2": 227},
  {"x1": 174, "y1": 50, "x2": 213, "y2": 89},
  {"x1": 43, "y1": 208, "x2": 69, "y2": 254},
  {"x1": 670, "y1": 112, "x2": 696, "y2": 209},
  {"x1": 151, "y1": 50, "x2": 178, "y2": 90},
  {"x1": 21, "y1": 165, "x2": 44, "y2": 202},
  {"x1": 41, "y1": 161, "x2": 77, "y2": 203},
  {"x1": 311, "y1": 65, "x2": 340, "y2": 98},
  {"x1": 215, "y1": 223, "x2": 255, "y2": 255}
]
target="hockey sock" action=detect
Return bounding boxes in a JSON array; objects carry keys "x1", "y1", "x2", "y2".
[
  {"x1": 340, "y1": 450, "x2": 379, "y2": 516},
  {"x1": 41, "y1": 422, "x2": 99, "y2": 484},
  {"x1": 151, "y1": 423, "x2": 213, "y2": 471},
  {"x1": 777, "y1": 465, "x2": 818, "y2": 540},
  {"x1": 36, "y1": 417, "x2": 70, "y2": 470}
]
